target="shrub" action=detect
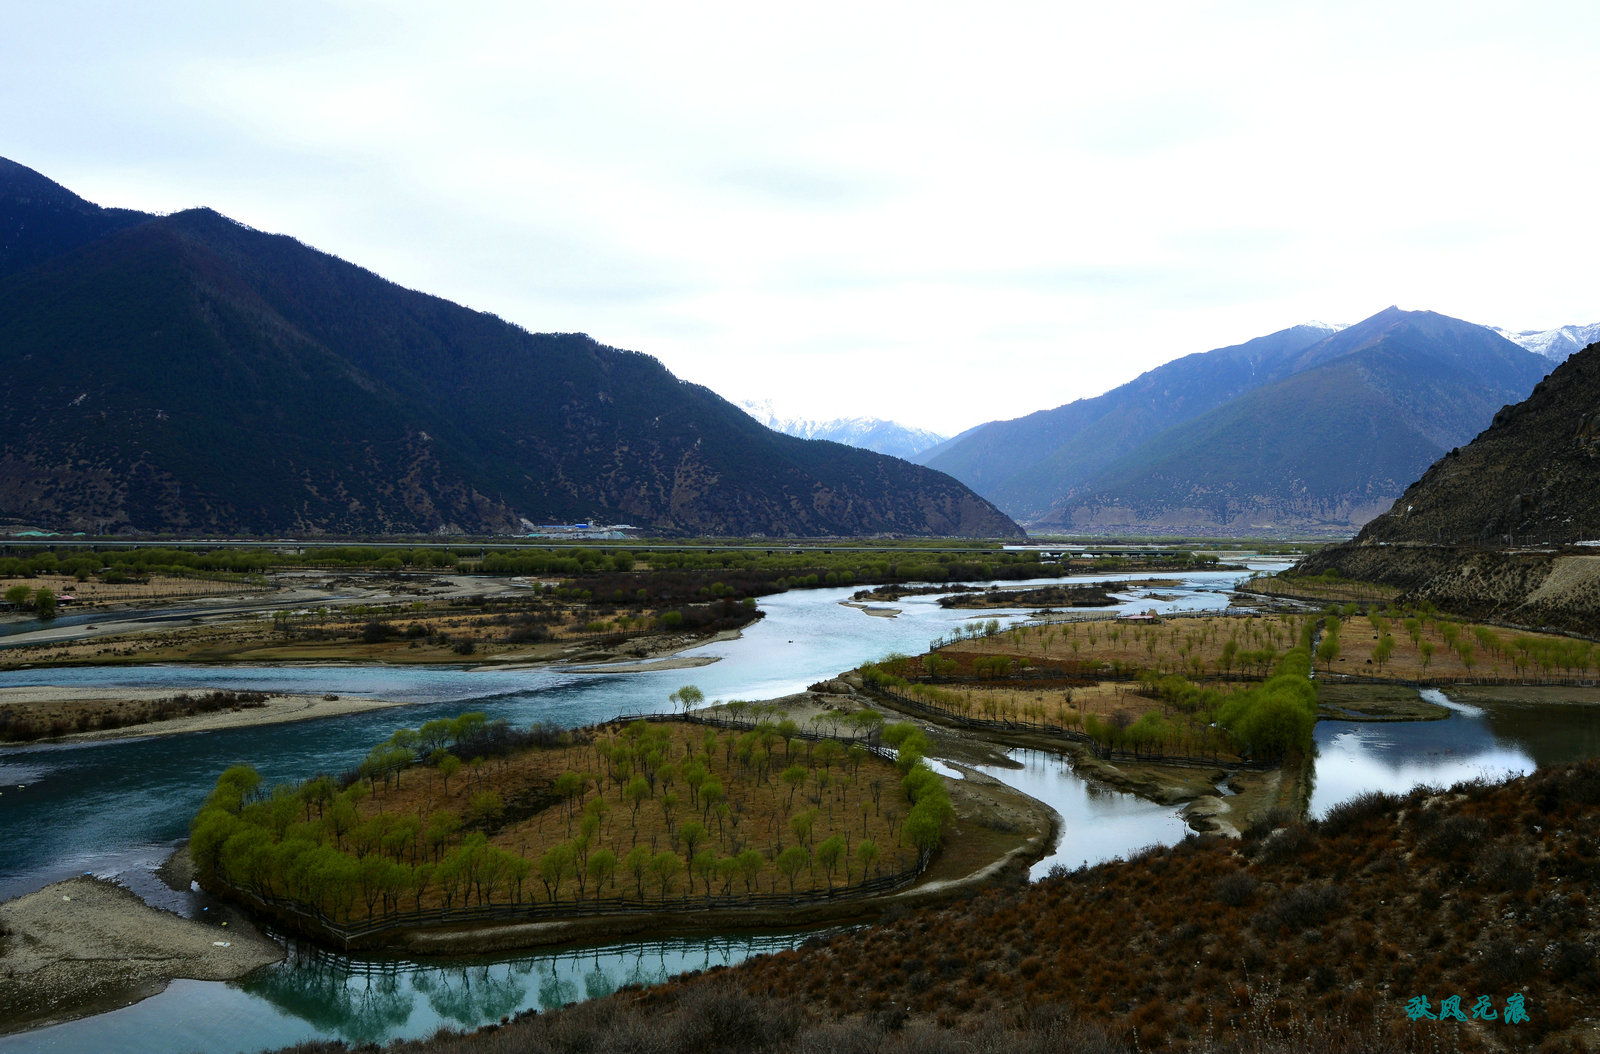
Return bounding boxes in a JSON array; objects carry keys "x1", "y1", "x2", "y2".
[
  {"x1": 1212, "y1": 870, "x2": 1259, "y2": 907},
  {"x1": 1317, "y1": 789, "x2": 1400, "y2": 839},
  {"x1": 1252, "y1": 881, "x2": 1342, "y2": 933}
]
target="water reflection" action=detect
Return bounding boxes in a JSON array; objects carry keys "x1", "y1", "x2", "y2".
[
  {"x1": 0, "y1": 933, "x2": 813, "y2": 1054},
  {"x1": 1306, "y1": 687, "x2": 1600, "y2": 818},
  {"x1": 969, "y1": 749, "x2": 1194, "y2": 879}
]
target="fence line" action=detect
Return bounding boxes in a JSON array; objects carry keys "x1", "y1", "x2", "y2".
[
  {"x1": 867, "y1": 686, "x2": 1107, "y2": 756},
  {"x1": 609, "y1": 710, "x2": 892, "y2": 758},
  {"x1": 866, "y1": 686, "x2": 1273, "y2": 769},
  {"x1": 219, "y1": 858, "x2": 927, "y2": 949}
]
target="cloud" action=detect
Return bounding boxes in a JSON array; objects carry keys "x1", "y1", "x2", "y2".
[{"x1": 4, "y1": 0, "x2": 1599, "y2": 434}]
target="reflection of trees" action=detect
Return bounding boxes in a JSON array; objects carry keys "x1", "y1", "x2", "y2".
[
  {"x1": 238, "y1": 944, "x2": 412, "y2": 1045},
  {"x1": 237, "y1": 933, "x2": 815, "y2": 1043},
  {"x1": 537, "y1": 958, "x2": 578, "y2": 1011},
  {"x1": 583, "y1": 967, "x2": 615, "y2": 1000},
  {"x1": 416, "y1": 963, "x2": 528, "y2": 1027}
]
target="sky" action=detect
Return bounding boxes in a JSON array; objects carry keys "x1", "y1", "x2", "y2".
[{"x1": 4, "y1": 1, "x2": 1598, "y2": 435}]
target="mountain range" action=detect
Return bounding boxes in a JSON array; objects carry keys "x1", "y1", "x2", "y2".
[
  {"x1": 737, "y1": 401, "x2": 946, "y2": 461},
  {"x1": 918, "y1": 308, "x2": 1554, "y2": 536},
  {"x1": 0, "y1": 157, "x2": 1020, "y2": 539},
  {"x1": 1492, "y1": 323, "x2": 1600, "y2": 362}
]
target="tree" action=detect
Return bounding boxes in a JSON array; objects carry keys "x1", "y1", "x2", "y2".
[
  {"x1": 776, "y1": 845, "x2": 810, "y2": 895},
  {"x1": 649, "y1": 851, "x2": 682, "y2": 903},
  {"x1": 625, "y1": 845, "x2": 652, "y2": 899},
  {"x1": 815, "y1": 834, "x2": 846, "y2": 889},
  {"x1": 678, "y1": 820, "x2": 708, "y2": 866},
  {"x1": 781, "y1": 764, "x2": 808, "y2": 807},
  {"x1": 623, "y1": 775, "x2": 651, "y2": 824},
  {"x1": 691, "y1": 849, "x2": 718, "y2": 895},
  {"x1": 32, "y1": 587, "x2": 57, "y2": 619},
  {"x1": 3, "y1": 584, "x2": 30, "y2": 609},
  {"x1": 904, "y1": 796, "x2": 952, "y2": 860},
  {"x1": 466, "y1": 790, "x2": 503, "y2": 827},
  {"x1": 437, "y1": 754, "x2": 462, "y2": 793},
  {"x1": 1373, "y1": 634, "x2": 1395, "y2": 672},
  {"x1": 789, "y1": 808, "x2": 818, "y2": 848},
  {"x1": 736, "y1": 848, "x2": 765, "y2": 892},
  {"x1": 586, "y1": 848, "x2": 617, "y2": 897},
  {"x1": 856, "y1": 838, "x2": 880, "y2": 878},
  {"x1": 1315, "y1": 632, "x2": 1340, "y2": 673},
  {"x1": 669, "y1": 685, "x2": 704, "y2": 715},
  {"x1": 538, "y1": 843, "x2": 575, "y2": 902}
]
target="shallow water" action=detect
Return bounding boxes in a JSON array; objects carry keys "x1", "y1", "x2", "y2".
[
  {"x1": 968, "y1": 748, "x2": 1195, "y2": 879},
  {"x1": 1307, "y1": 687, "x2": 1598, "y2": 818}
]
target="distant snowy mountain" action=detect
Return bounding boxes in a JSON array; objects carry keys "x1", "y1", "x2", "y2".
[
  {"x1": 1492, "y1": 323, "x2": 1600, "y2": 362},
  {"x1": 739, "y1": 401, "x2": 947, "y2": 460}
]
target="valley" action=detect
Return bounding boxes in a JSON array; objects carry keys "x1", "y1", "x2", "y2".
[
  {"x1": 4, "y1": 543, "x2": 1598, "y2": 1050},
  {"x1": 5, "y1": 147, "x2": 1600, "y2": 1054}
]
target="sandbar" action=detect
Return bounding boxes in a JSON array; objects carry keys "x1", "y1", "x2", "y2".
[{"x1": 0, "y1": 876, "x2": 282, "y2": 1035}]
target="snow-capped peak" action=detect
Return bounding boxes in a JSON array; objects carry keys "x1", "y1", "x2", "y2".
[
  {"x1": 1491, "y1": 323, "x2": 1600, "y2": 362},
  {"x1": 738, "y1": 400, "x2": 948, "y2": 460}
]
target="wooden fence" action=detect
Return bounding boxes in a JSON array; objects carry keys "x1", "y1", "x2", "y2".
[
  {"x1": 866, "y1": 686, "x2": 1274, "y2": 769},
  {"x1": 219, "y1": 858, "x2": 926, "y2": 950}
]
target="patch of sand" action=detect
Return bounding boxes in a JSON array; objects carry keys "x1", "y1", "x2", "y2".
[
  {"x1": 840, "y1": 601, "x2": 901, "y2": 618},
  {"x1": 0, "y1": 877, "x2": 282, "y2": 1035}
]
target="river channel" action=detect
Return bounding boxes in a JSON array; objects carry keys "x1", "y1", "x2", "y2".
[{"x1": 3, "y1": 563, "x2": 1595, "y2": 1053}]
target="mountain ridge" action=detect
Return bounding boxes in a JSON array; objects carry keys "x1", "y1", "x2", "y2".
[
  {"x1": 737, "y1": 401, "x2": 947, "y2": 460},
  {"x1": 923, "y1": 308, "x2": 1550, "y2": 535},
  {"x1": 0, "y1": 159, "x2": 1021, "y2": 539}
]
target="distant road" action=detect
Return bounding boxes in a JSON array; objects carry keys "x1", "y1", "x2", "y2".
[{"x1": 0, "y1": 538, "x2": 1203, "y2": 558}]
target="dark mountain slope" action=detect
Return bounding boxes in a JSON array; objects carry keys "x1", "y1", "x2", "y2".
[
  {"x1": 1339, "y1": 341, "x2": 1600, "y2": 548},
  {"x1": 1295, "y1": 343, "x2": 1600, "y2": 634},
  {"x1": 0, "y1": 164, "x2": 1019, "y2": 537},
  {"x1": 918, "y1": 323, "x2": 1338, "y2": 518},
  {"x1": 1038, "y1": 322, "x2": 1551, "y2": 533},
  {"x1": 0, "y1": 157, "x2": 149, "y2": 281}
]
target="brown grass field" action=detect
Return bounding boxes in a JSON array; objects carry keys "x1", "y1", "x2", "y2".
[{"x1": 930, "y1": 612, "x2": 1596, "y2": 685}]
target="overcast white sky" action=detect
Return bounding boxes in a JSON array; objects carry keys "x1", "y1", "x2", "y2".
[{"x1": 4, "y1": 1, "x2": 1597, "y2": 434}]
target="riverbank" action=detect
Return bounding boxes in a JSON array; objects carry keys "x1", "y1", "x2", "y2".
[
  {"x1": 0, "y1": 687, "x2": 412, "y2": 744},
  {"x1": 0, "y1": 624, "x2": 747, "y2": 744},
  {"x1": 0, "y1": 875, "x2": 282, "y2": 1036}
]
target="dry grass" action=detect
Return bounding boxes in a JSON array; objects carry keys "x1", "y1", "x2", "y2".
[
  {"x1": 941, "y1": 614, "x2": 1308, "y2": 680},
  {"x1": 1243, "y1": 573, "x2": 1402, "y2": 605},
  {"x1": 929, "y1": 612, "x2": 1595, "y2": 686}
]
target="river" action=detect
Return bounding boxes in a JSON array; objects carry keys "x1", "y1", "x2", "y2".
[{"x1": 4, "y1": 563, "x2": 1594, "y2": 1053}]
